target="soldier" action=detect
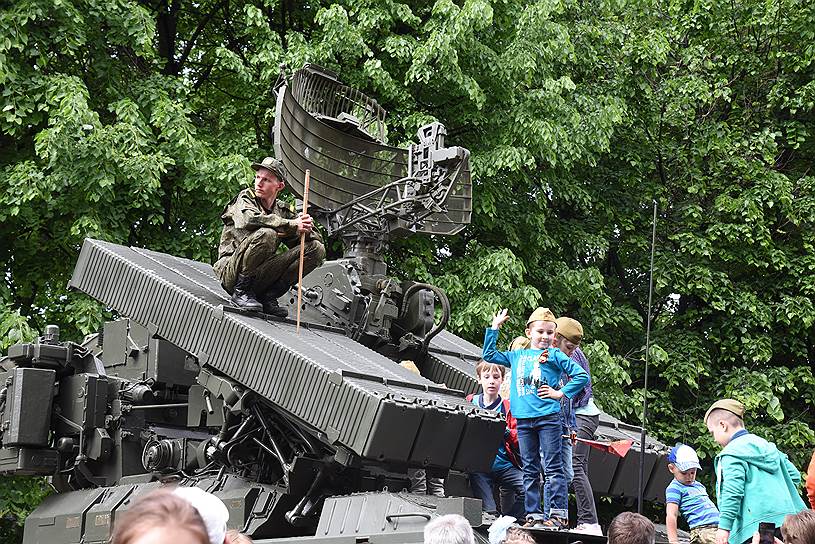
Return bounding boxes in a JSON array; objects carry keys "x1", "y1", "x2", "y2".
[{"x1": 214, "y1": 157, "x2": 326, "y2": 317}]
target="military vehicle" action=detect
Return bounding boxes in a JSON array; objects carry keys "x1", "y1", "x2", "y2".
[{"x1": 0, "y1": 65, "x2": 672, "y2": 544}]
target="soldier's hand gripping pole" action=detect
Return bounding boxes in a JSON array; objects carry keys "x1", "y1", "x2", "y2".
[{"x1": 296, "y1": 169, "x2": 310, "y2": 334}]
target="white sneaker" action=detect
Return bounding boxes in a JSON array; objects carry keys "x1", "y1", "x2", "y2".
[{"x1": 573, "y1": 523, "x2": 603, "y2": 536}]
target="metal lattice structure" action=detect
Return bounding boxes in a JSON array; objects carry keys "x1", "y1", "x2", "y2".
[{"x1": 274, "y1": 64, "x2": 472, "y2": 240}]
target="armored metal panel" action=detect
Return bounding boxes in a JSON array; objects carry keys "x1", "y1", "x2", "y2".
[
  {"x1": 0, "y1": 447, "x2": 58, "y2": 475},
  {"x1": 274, "y1": 66, "x2": 471, "y2": 236},
  {"x1": 56, "y1": 374, "x2": 107, "y2": 433},
  {"x1": 408, "y1": 403, "x2": 464, "y2": 468},
  {"x1": 82, "y1": 485, "x2": 138, "y2": 543},
  {"x1": 423, "y1": 350, "x2": 480, "y2": 396},
  {"x1": 429, "y1": 329, "x2": 482, "y2": 356},
  {"x1": 23, "y1": 487, "x2": 106, "y2": 544},
  {"x1": 608, "y1": 449, "x2": 657, "y2": 498},
  {"x1": 4, "y1": 367, "x2": 54, "y2": 447},
  {"x1": 68, "y1": 239, "x2": 502, "y2": 471},
  {"x1": 586, "y1": 448, "x2": 620, "y2": 496},
  {"x1": 216, "y1": 486, "x2": 261, "y2": 530},
  {"x1": 449, "y1": 412, "x2": 506, "y2": 473},
  {"x1": 423, "y1": 330, "x2": 482, "y2": 395},
  {"x1": 150, "y1": 338, "x2": 199, "y2": 385},
  {"x1": 101, "y1": 319, "x2": 149, "y2": 380},
  {"x1": 643, "y1": 454, "x2": 673, "y2": 503},
  {"x1": 315, "y1": 492, "x2": 481, "y2": 538}
]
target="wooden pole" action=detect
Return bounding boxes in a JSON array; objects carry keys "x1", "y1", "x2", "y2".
[{"x1": 296, "y1": 170, "x2": 310, "y2": 334}]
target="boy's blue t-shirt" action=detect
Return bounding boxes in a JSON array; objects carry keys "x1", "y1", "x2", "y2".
[
  {"x1": 665, "y1": 479, "x2": 720, "y2": 529},
  {"x1": 481, "y1": 328, "x2": 589, "y2": 419},
  {"x1": 470, "y1": 394, "x2": 513, "y2": 473}
]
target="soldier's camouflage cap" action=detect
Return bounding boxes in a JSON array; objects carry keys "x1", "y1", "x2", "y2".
[{"x1": 252, "y1": 156, "x2": 287, "y2": 182}]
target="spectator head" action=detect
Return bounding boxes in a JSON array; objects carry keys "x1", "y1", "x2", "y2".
[
  {"x1": 111, "y1": 489, "x2": 209, "y2": 544},
  {"x1": 667, "y1": 443, "x2": 702, "y2": 485},
  {"x1": 524, "y1": 307, "x2": 557, "y2": 350},
  {"x1": 502, "y1": 527, "x2": 535, "y2": 544},
  {"x1": 607, "y1": 512, "x2": 655, "y2": 544},
  {"x1": 704, "y1": 399, "x2": 746, "y2": 447},
  {"x1": 423, "y1": 514, "x2": 475, "y2": 544},
  {"x1": 554, "y1": 317, "x2": 583, "y2": 357},
  {"x1": 782, "y1": 509, "x2": 815, "y2": 544},
  {"x1": 475, "y1": 360, "x2": 506, "y2": 399},
  {"x1": 173, "y1": 486, "x2": 230, "y2": 544}
]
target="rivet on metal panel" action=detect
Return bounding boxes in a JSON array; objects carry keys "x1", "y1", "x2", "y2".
[
  {"x1": 211, "y1": 305, "x2": 224, "y2": 322},
  {"x1": 329, "y1": 372, "x2": 343, "y2": 385},
  {"x1": 198, "y1": 351, "x2": 210, "y2": 364}
]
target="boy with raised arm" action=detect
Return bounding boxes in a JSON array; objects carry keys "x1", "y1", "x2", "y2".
[{"x1": 482, "y1": 308, "x2": 588, "y2": 529}]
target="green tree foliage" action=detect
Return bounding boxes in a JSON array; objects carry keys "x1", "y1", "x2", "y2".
[{"x1": 1, "y1": 0, "x2": 814, "y2": 530}]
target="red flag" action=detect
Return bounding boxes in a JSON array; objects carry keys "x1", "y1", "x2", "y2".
[{"x1": 563, "y1": 435, "x2": 634, "y2": 457}]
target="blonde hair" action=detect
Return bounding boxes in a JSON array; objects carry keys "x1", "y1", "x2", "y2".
[{"x1": 111, "y1": 489, "x2": 209, "y2": 544}]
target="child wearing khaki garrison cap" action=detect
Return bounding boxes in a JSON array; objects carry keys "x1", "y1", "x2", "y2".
[
  {"x1": 705, "y1": 399, "x2": 806, "y2": 544},
  {"x1": 482, "y1": 307, "x2": 588, "y2": 529}
]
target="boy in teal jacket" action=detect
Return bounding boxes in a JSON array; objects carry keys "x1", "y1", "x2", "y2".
[{"x1": 704, "y1": 399, "x2": 806, "y2": 544}]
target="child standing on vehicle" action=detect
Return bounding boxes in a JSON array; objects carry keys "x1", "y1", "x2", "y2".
[
  {"x1": 664, "y1": 443, "x2": 719, "y2": 544},
  {"x1": 467, "y1": 361, "x2": 524, "y2": 518},
  {"x1": 705, "y1": 399, "x2": 806, "y2": 544},
  {"x1": 482, "y1": 307, "x2": 588, "y2": 529}
]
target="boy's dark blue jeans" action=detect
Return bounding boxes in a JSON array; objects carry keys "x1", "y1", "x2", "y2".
[
  {"x1": 517, "y1": 413, "x2": 568, "y2": 521},
  {"x1": 469, "y1": 466, "x2": 525, "y2": 518}
]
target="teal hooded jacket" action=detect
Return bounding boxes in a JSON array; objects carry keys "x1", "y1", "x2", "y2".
[{"x1": 714, "y1": 430, "x2": 806, "y2": 544}]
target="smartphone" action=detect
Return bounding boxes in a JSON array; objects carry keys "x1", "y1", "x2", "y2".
[{"x1": 758, "y1": 522, "x2": 776, "y2": 544}]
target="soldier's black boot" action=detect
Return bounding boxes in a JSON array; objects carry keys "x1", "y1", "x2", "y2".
[
  {"x1": 231, "y1": 274, "x2": 263, "y2": 312},
  {"x1": 260, "y1": 282, "x2": 290, "y2": 318}
]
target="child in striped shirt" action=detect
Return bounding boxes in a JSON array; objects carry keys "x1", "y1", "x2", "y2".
[{"x1": 665, "y1": 443, "x2": 720, "y2": 544}]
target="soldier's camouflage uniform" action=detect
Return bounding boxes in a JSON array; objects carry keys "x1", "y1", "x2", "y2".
[{"x1": 214, "y1": 188, "x2": 326, "y2": 296}]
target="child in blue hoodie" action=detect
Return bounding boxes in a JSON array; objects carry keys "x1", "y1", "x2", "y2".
[
  {"x1": 482, "y1": 307, "x2": 588, "y2": 529},
  {"x1": 704, "y1": 399, "x2": 806, "y2": 544}
]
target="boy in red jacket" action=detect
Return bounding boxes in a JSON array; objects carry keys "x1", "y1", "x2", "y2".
[{"x1": 467, "y1": 361, "x2": 524, "y2": 518}]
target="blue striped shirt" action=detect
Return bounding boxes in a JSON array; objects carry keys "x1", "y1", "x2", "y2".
[{"x1": 665, "y1": 479, "x2": 720, "y2": 529}]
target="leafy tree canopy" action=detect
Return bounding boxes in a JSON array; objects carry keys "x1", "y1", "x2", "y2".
[{"x1": 2, "y1": 0, "x2": 814, "y2": 531}]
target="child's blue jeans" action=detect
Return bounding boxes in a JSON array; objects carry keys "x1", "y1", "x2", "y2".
[
  {"x1": 516, "y1": 413, "x2": 568, "y2": 521},
  {"x1": 469, "y1": 465, "x2": 525, "y2": 518},
  {"x1": 543, "y1": 425, "x2": 574, "y2": 521}
]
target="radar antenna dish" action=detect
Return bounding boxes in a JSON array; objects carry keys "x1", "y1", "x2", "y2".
[{"x1": 274, "y1": 64, "x2": 471, "y2": 252}]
